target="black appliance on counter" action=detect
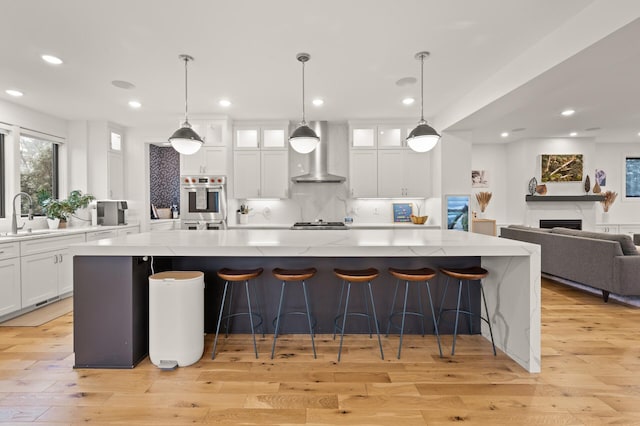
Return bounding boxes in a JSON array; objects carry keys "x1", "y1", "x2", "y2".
[{"x1": 291, "y1": 220, "x2": 348, "y2": 230}]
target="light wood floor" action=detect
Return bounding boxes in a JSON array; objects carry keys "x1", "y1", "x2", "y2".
[{"x1": 1, "y1": 278, "x2": 639, "y2": 425}]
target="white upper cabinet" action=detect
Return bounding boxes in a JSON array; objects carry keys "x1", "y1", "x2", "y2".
[
  {"x1": 349, "y1": 121, "x2": 410, "y2": 149},
  {"x1": 232, "y1": 121, "x2": 289, "y2": 199},
  {"x1": 180, "y1": 117, "x2": 231, "y2": 175},
  {"x1": 348, "y1": 120, "x2": 430, "y2": 198},
  {"x1": 234, "y1": 121, "x2": 288, "y2": 150},
  {"x1": 349, "y1": 150, "x2": 378, "y2": 198}
]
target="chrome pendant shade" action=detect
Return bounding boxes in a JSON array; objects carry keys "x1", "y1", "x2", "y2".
[
  {"x1": 169, "y1": 54, "x2": 203, "y2": 155},
  {"x1": 289, "y1": 52, "x2": 319, "y2": 154},
  {"x1": 407, "y1": 51, "x2": 440, "y2": 153}
]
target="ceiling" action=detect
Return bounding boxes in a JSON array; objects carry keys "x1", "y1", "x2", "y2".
[{"x1": 1, "y1": 0, "x2": 637, "y2": 143}]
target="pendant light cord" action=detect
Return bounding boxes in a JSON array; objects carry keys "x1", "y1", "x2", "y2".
[
  {"x1": 301, "y1": 60, "x2": 306, "y2": 124},
  {"x1": 184, "y1": 57, "x2": 189, "y2": 124},
  {"x1": 419, "y1": 53, "x2": 425, "y2": 123}
]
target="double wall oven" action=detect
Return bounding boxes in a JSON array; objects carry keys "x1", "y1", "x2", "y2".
[{"x1": 180, "y1": 175, "x2": 227, "y2": 230}]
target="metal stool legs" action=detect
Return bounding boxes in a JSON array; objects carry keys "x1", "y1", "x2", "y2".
[
  {"x1": 271, "y1": 279, "x2": 317, "y2": 359},
  {"x1": 438, "y1": 273, "x2": 496, "y2": 356},
  {"x1": 335, "y1": 279, "x2": 384, "y2": 361},
  {"x1": 212, "y1": 278, "x2": 263, "y2": 359}
]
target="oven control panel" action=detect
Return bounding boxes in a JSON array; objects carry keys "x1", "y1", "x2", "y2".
[{"x1": 181, "y1": 175, "x2": 226, "y2": 185}]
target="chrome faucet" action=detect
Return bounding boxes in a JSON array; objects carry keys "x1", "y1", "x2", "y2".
[{"x1": 11, "y1": 192, "x2": 34, "y2": 235}]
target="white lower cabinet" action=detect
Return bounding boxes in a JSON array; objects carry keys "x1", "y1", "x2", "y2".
[
  {"x1": 595, "y1": 225, "x2": 619, "y2": 234},
  {"x1": 21, "y1": 251, "x2": 60, "y2": 306},
  {"x1": 19, "y1": 234, "x2": 85, "y2": 307},
  {"x1": 0, "y1": 243, "x2": 21, "y2": 316}
]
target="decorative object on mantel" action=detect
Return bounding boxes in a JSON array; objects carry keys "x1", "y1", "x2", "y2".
[
  {"x1": 584, "y1": 175, "x2": 591, "y2": 194},
  {"x1": 593, "y1": 181, "x2": 601, "y2": 194},
  {"x1": 410, "y1": 203, "x2": 427, "y2": 224},
  {"x1": 535, "y1": 184, "x2": 547, "y2": 195},
  {"x1": 528, "y1": 177, "x2": 537, "y2": 195},
  {"x1": 475, "y1": 191, "x2": 492, "y2": 213},
  {"x1": 600, "y1": 191, "x2": 618, "y2": 213}
]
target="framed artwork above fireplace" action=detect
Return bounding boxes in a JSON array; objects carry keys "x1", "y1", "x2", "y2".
[{"x1": 541, "y1": 154, "x2": 583, "y2": 182}]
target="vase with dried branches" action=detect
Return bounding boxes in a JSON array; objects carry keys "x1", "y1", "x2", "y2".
[
  {"x1": 475, "y1": 191, "x2": 492, "y2": 213},
  {"x1": 600, "y1": 191, "x2": 618, "y2": 212}
]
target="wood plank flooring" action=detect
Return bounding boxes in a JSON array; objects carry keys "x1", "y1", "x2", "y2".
[{"x1": 1, "y1": 278, "x2": 640, "y2": 425}]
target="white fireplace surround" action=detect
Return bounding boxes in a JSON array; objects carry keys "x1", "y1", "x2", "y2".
[{"x1": 525, "y1": 201, "x2": 597, "y2": 231}]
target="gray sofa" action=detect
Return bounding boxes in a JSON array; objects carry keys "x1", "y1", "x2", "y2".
[{"x1": 500, "y1": 225, "x2": 640, "y2": 302}]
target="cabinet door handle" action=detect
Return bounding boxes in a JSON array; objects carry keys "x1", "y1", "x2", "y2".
[
  {"x1": 59, "y1": 254, "x2": 63, "y2": 263},
  {"x1": 54, "y1": 255, "x2": 58, "y2": 264}
]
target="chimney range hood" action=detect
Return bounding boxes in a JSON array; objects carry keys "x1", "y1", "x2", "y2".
[{"x1": 292, "y1": 121, "x2": 346, "y2": 183}]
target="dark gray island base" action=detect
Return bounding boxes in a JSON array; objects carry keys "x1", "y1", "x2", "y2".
[{"x1": 73, "y1": 255, "x2": 481, "y2": 369}]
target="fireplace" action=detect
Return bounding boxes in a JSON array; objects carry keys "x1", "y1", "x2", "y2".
[{"x1": 540, "y1": 219, "x2": 582, "y2": 230}]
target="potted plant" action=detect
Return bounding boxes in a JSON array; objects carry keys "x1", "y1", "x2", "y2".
[{"x1": 38, "y1": 189, "x2": 95, "y2": 229}]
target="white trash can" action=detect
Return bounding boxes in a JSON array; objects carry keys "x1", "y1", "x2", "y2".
[{"x1": 149, "y1": 271, "x2": 204, "y2": 368}]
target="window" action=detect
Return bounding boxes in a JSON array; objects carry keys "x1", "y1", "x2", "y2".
[
  {"x1": 110, "y1": 131, "x2": 122, "y2": 151},
  {"x1": 20, "y1": 135, "x2": 59, "y2": 215},
  {"x1": 625, "y1": 157, "x2": 640, "y2": 198},
  {"x1": 0, "y1": 133, "x2": 4, "y2": 218}
]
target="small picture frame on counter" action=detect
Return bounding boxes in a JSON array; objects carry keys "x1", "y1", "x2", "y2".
[{"x1": 393, "y1": 203, "x2": 412, "y2": 222}]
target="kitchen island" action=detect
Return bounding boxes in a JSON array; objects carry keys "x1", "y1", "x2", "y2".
[{"x1": 71, "y1": 229, "x2": 541, "y2": 372}]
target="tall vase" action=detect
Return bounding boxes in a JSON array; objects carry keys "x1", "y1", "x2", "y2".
[{"x1": 601, "y1": 212, "x2": 610, "y2": 223}]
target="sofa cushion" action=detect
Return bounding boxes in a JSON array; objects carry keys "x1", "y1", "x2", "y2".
[
  {"x1": 507, "y1": 225, "x2": 552, "y2": 232},
  {"x1": 551, "y1": 227, "x2": 639, "y2": 255}
]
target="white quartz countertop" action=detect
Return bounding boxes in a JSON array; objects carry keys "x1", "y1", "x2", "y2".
[
  {"x1": 69, "y1": 229, "x2": 539, "y2": 258},
  {"x1": 0, "y1": 224, "x2": 139, "y2": 243}
]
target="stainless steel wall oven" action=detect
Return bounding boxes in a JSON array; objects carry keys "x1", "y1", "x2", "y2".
[{"x1": 179, "y1": 175, "x2": 227, "y2": 229}]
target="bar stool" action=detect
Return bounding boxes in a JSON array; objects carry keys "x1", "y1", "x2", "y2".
[
  {"x1": 271, "y1": 267, "x2": 317, "y2": 359},
  {"x1": 437, "y1": 266, "x2": 496, "y2": 356},
  {"x1": 212, "y1": 267, "x2": 264, "y2": 359},
  {"x1": 333, "y1": 267, "x2": 384, "y2": 361},
  {"x1": 386, "y1": 267, "x2": 443, "y2": 359}
]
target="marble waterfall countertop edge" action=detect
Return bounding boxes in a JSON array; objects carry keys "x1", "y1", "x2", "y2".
[{"x1": 68, "y1": 229, "x2": 540, "y2": 257}]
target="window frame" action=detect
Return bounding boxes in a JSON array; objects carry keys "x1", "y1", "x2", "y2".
[
  {"x1": 18, "y1": 134, "x2": 60, "y2": 216},
  {"x1": 623, "y1": 154, "x2": 640, "y2": 202},
  {"x1": 0, "y1": 133, "x2": 5, "y2": 218}
]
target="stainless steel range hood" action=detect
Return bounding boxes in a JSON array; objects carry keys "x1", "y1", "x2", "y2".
[{"x1": 292, "y1": 121, "x2": 346, "y2": 183}]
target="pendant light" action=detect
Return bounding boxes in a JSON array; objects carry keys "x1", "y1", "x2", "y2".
[
  {"x1": 169, "y1": 54, "x2": 203, "y2": 155},
  {"x1": 407, "y1": 51, "x2": 440, "y2": 153},
  {"x1": 289, "y1": 52, "x2": 319, "y2": 154}
]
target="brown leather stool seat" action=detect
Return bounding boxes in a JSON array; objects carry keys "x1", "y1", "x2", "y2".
[
  {"x1": 333, "y1": 268, "x2": 384, "y2": 361},
  {"x1": 438, "y1": 266, "x2": 496, "y2": 356},
  {"x1": 270, "y1": 267, "x2": 317, "y2": 359},
  {"x1": 387, "y1": 267, "x2": 442, "y2": 359},
  {"x1": 212, "y1": 267, "x2": 264, "y2": 359}
]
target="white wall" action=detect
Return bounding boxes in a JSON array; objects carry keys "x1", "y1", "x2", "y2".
[
  {"x1": 471, "y1": 144, "x2": 507, "y2": 223},
  {"x1": 594, "y1": 142, "x2": 640, "y2": 223}
]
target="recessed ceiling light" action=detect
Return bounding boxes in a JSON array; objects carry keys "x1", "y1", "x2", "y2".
[
  {"x1": 111, "y1": 80, "x2": 136, "y2": 90},
  {"x1": 402, "y1": 97, "x2": 415, "y2": 105},
  {"x1": 41, "y1": 54, "x2": 63, "y2": 65},
  {"x1": 561, "y1": 109, "x2": 575, "y2": 116},
  {"x1": 501, "y1": 132, "x2": 509, "y2": 138},
  {"x1": 637, "y1": 132, "x2": 640, "y2": 137},
  {"x1": 570, "y1": 132, "x2": 577, "y2": 136},
  {"x1": 395, "y1": 77, "x2": 417, "y2": 87},
  {"x1": 312, "y1": 98, "x2": 324, "y2": 106},
  {"x1": 5, "y1": 89, "x2": 23, "y2": 97},
  {"x1": 128, "y1": 100, "x2": 142, "y2": 109},
  {"x1": 219, "y1": 99, "x2": 231, "y2": 107}
]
